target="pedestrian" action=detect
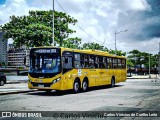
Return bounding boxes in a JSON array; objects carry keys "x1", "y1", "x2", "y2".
[{"x1": 135, "y1": 68, "x2": 138, "y2": 75}]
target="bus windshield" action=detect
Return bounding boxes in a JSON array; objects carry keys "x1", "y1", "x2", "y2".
[{"x1": 29, "y1": 54, "x2": 61, "y2": 74}]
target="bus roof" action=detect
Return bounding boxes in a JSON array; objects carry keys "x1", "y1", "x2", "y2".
[{"x1": 31, "y1": 46, "x2": 126, "y2": 59}]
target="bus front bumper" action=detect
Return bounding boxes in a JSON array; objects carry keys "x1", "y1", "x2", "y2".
[{"x1": 28, "y1": 78, "x2": 61, "y2": 90}]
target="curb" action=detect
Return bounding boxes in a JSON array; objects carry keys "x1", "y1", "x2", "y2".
[
  {"x1": 127, "y1": 77, "x2": 158, "y2": 79},
  {"x1": 6, "y1": 80, "x2": 28, "y2": 84},
  {"x1": 0, "y1": 90, "x2": 37, "y2": 95}
]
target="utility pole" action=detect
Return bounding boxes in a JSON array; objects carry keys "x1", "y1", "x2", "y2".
[
  {"x1": 115, "y1": 32, "x2": 117, "y2": 55},
  {"x1": 51, "y1": 0, "x2": 54, "y2": 46},
  {"x1": 149, "y1": 54, "x2": 151, "y2": 78},
  {"x1": 114, "y1": 30, "x2": 128, "y2": 55}
]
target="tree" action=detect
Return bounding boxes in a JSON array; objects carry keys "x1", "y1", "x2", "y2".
[
  {"x1": 0, "y1": 10, "x2": 81, "y2": 48},
  {"x1": 54, "y1": 11, "x2": 81, "y2": 47},
  {"x1": 82, "y1": 42, "x2": 104, "y2": 50},
  {"x1": 127, "y1": 49, "x2": 158, "y2": 69}
]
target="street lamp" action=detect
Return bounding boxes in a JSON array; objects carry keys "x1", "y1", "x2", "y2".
[
  {"x1": 149, "y1": 54, "x2": 151, "y2": 78},
  {"x1": 115, "y1": 30, "x2": 128, "y2": 55}
]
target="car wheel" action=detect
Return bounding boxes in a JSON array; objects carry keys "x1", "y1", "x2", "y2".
[{"x1": 0, "y1": 79, "x2": 5, "y2": 86}]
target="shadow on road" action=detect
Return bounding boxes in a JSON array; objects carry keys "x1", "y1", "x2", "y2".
[{"x1": 26, "y1": 84, "x2": 124, "y2": 96}]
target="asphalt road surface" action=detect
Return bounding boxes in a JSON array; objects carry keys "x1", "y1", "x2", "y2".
[{"x1": 0, "y1": 78, "x2": 160, "y2": 120}]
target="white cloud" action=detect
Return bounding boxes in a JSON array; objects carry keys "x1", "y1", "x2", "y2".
[
  {"x1": 0, "y1": 0, "x2": 52, "y2": 45},
  {"x1": 0, "y1": 0, "x2": 52, "y2": 25},
  {"x1": 55, "y1": 0, "x2": 160, "y2": 54},
  {"x1": 0, "y1": 0, "x2": 159, "y2": 54},
  {"x1": 119, "y1": 37, "x2": 160, "y2": 54},
  {"x1": 126, "y1": 0, "x2": 151, "y2": 11}
]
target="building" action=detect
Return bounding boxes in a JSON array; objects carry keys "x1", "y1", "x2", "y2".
[
  {"x1": 0, "y1": 32, "x2": 8, "y2": 65},
  {"x1": 7, "y1": 44, "x2": 29, "y2": 68}
]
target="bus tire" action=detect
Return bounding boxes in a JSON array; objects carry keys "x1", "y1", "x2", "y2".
[
  {"x1": 82, "y1": 79, "x2": 88, "y2": 92},
  {"x1": 0, "y1": 79, "x2": 5, "y2": 86},
  {"x1": 73, "y1": 79, "x2": 80, "y2": 93},
  {"x1": 45, "y1": 90, "x2": 52, "y2": 93},
  {"x1": 111, "y1": 77, "x2": 115, "y2": 87}
]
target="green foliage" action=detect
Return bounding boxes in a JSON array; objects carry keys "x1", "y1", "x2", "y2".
[
  {"x1": 127, "y1": 59, "x2": 134, "y2": 67},
  {"x1": 54, "y1": 11, "x2": 81, "y2": 47},
  {"x1": 127, "y1": 49, "x2": 158, "y2": 68},
  {"x1": 0, "y1": 10, "x2": 81, "y2": 48},
  {"x1": 82, "y1": 42, "x2": 104, "y2": 50},
  {"x1": 63, "y1": 37, "x2": 81, "y2": 49},
  {"x1": 82, "y1": 42, "x2": 126, "y2": 56}
]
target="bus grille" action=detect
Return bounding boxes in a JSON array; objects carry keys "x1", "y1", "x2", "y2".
[{"x1": 31, "y1": 82, "x2": 52, "y2": 87}]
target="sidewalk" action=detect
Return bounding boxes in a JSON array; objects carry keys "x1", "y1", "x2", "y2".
[
  {"x1": 127, "y1": 74, "x2": 159, "y2": 79},
  {"x1": 0, "y1": 82, "x2": 36, "y2": 95}
]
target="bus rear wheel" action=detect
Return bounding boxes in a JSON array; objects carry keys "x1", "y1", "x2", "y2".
[
  {"x1": 73, "y1": 80, "x2": 80, "y2": 93},
  {"x1": 82, "y1": 80, "x2": 88, "y2": 91}
]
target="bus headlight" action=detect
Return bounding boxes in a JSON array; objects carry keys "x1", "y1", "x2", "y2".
[{"x1": 52, "y1": 78, "x2": 61, "y2": 84}]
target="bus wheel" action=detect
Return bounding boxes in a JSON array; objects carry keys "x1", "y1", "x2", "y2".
[
  {"x1": 73, "y1": 80, "x2": 80, "y2": 93},
  {"x1": 82, "y1": 80, "x2": 88, "y2": 91},
  {"x1": 111, "y1": 77, "x2": 115, "y2": 87},
  {"x1": 45, "y1": 90, "x2": 52, "y2": 93}
]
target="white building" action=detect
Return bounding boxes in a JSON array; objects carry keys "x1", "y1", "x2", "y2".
[
  {"x1": 0, "y1": 32, "x2": 8, "y2": 65},
  {"x1": 7, "y1": 44, "x2": 29, "y2": 68}
]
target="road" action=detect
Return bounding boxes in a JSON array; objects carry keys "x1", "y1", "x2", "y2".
[{"x1": 0, "y1": 78, "x2": 160, "y2": 120}]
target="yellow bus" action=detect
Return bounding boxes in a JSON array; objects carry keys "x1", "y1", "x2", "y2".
[{"x1": 27, "y1": 47, "x2": 127, "y2": 93}]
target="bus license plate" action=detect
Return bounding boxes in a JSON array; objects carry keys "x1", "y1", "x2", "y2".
[{"x1": 38, "y1": 85, "x2": 44, "y2": 87}]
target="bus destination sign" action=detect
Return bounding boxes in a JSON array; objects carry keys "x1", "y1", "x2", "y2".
[{"x1": 34, "y1": 49, "x2": 57, "y2": 53}]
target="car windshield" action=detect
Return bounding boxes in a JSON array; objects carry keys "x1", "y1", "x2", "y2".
[{"x1": 29, "y1": 54, "x2": 61, "y2": 74}]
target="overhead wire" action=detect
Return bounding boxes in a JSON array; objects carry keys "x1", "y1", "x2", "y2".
[{"x1": 55, "y1": 0, "x2": 114, "y2": 46}]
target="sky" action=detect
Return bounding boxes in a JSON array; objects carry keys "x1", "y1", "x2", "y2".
[{"x1": 0, "y1": 0, "x2": 159, "y2": 54}]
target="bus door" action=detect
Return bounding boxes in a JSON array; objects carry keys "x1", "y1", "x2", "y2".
[
  {"x1": 117, "y1": 59, "x2": 122, "y2": 82},
  {"x1": 121, "y1": 59, "x2": 126, "y2": 81},
  {"x1": 95, "y1": 56, "x2": 103, "y2": 85},
  {"x1": 62, "y1": 51, "x2": 73, "y2": 90},
  {"x1": 86, "y1": 54, "x2": 96, "y2": 86},
  {"x1": 101, "y1": 57, "x2": 109, "y2": 85}
]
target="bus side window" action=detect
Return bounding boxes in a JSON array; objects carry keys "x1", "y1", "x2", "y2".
[
  {"x1": 113, "y1": 58, "x2": 118, "y2": 68},
  {"x1": 107, "y1": 58, "x2": 112, "y2": 68},
  {"x1": 102, "y1": 57, "x2": 107, "y2": 68},
  {"x1": 99, "y1": 56, "x2": 103, "y2": 68},
  {"x1": 84, "y1": 54, "x2": 89, "y2": 68},
  {"x1": 74, "y1": 53, "x2": 82, "y2": 68},
  {"x1": 81, "y1": 54, "x2": 85, "y2": 68},
  {"x1": 89, "y1": 55, "x2": 95, "y2": 68},
  {"x1": 122, "y1": 59, "x2": 126, "y2": 69},
  {"x1": 95, "y1": 56, "x2": 98, "y2": 68},
  {"x1": 118, "y1": 59, "x2": 122, "y2": 69},
  {"x1": 62, "y1": 56, "x2": 73, "y2": 69}
]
